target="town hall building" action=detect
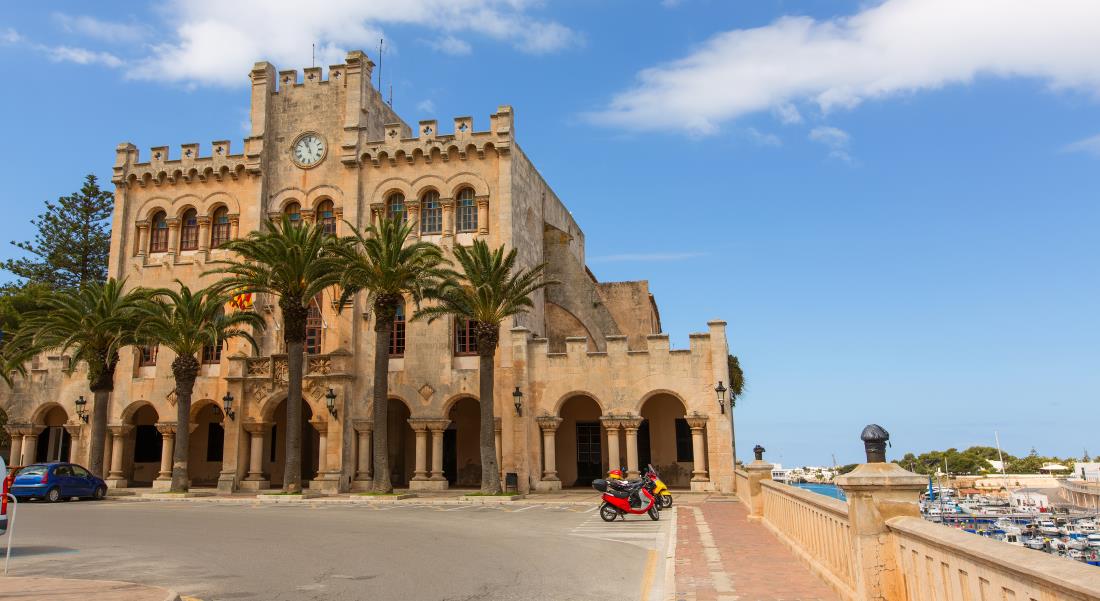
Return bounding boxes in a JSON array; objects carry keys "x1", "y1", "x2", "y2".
[{"x1": 1, "y1": 51, "x2": 734, "y2": 495}]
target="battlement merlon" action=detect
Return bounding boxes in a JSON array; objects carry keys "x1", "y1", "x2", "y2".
[
  {"x1": 112, "y1": 139, "x2": 253, "y2": 187},
  {"x1": 358, "y1": 105, "x2": 515, "y2": 167}
]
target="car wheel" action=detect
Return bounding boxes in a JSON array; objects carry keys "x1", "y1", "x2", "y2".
[
  {"x1": 92, "y1": 486, "x2": 107, "y2": 500},
  {"x1": 45, "y1": 487, "x2": 62, "y2": 503}
]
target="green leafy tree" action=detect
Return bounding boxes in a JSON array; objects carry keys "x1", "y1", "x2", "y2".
[
  {"x1": 0, "y1": 284, "x2": 49, "y2": 385},
  {"x1": 416, "y1": 240, "x2": 554, "y2": 493},
  {"x1": 334, "y1": 217, "x2": 448, "y2": 493},
  {"x1": 136, "y1": 282, "x2": 264, "y2": 492},
  {"x1": 3, "y1": 174, "x2": 112, "y2": 289},
  {"x1": 205, "y1": 217, "x2": 343, "y2": 493},
  {"x1": 8, "y1": 279, "x2": 147, "y2": 477}
]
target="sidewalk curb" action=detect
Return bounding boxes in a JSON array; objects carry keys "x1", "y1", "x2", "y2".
[{"x1": 661, "y1": 506, "x2": 678, "y2": 601}]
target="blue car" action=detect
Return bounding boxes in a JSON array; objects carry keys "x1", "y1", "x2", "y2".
[{"x1": 10, "y1": 462, "x2": 107, "y2": 502}]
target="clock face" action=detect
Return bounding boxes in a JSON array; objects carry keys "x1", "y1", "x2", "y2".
[{"x1": 291, "y1": 133, "x2": 326, "y2": 168}]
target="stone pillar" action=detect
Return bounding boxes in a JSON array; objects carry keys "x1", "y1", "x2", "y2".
[
  {"x1": 309, "y1": 418, "x2": 338, "y2": 492},
  {"x1": 20, "y1": 427, "x2": 44, "y2": 466},
  {"x1": 105, "y1": 424, "x2": 133, "y2": 488},
  {"x1": 476, "y1": 196, "x2": 489, "y2": 236},
  {"x1": 240, "y1": 421, "x2": 270, "y2": 491},
  {"x1": 135, "y1": 221, "x2": 149, "y2": 258},
  {"x1": 744, "y1": 446, "x2": 772, "y2": 519},
  {"x1": 406, "y1": 200, "x2": 421, "y2": 238},
  {"x1": 601, "y1": 417, "x2": 621, "y2": 472},
  {"x1": 426, "y1": 420, "x2": 449, "y2": 487},
  {"x1": 6, "y1": 426, "x2": 23, "y2": 466},
  {"x1": 152, "y1": 423, "x2": 176, "y2": 491},
  {"x1": 536, "y1": 416, "x2": 563, "y2": 488},
  {"x1": 369, "y1": 203, "x2": 384, "y2": 229},
  {"x1": 410, "y1": 420, "x2": 429, "y2": 482},
  {"x1": 197, "y1": 216, "x2": 211, "y2": 252},
  {"x1": 353, "y1": 420, "x2": 373, "y2": 487},
  {"x1": 441, "y1": 198, "x2": 455, "y2": 241},
  {"x1": 685, "y1": 415, "x2": 709, "y2": 489},
  {"x1": 621, "y1": 416, "x2": 642, "y2": 478},
  {"x1": 837, "y1": 463, "x2": 925, "y2": 601},
  {"x1": 63, "y1": 424, "x2": 83, "y2": 465},
  {"x1": 165, "y1": 217, "x2": 181, "y2": 258},
  {"x1": 229, "y1": 214, "x2": 240, "y2": 240}
]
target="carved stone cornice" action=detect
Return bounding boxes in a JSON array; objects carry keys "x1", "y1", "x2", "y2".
[
  {"x1": 242, "y1": 420, "x2": 272, "y2": 434},
  {"x1": 536, "y1": 416, "x2": 563, "y2": 432},
  {"x1": 352, "y1": 419, "x2": 373, "y2": 434},
  {"x1": 108, "y1": 424, "x2": 134, "y2": 436},
  {"x1": 156, "y1": 423, "x2": 178, "y2": 436},
  {"x1": 684, "y1": 414, "x2": 709, "y2": 430}
]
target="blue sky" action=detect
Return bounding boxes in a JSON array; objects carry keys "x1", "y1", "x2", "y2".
[{"x1": 1, "y1": 1, "x2": 1097, "y2": 466}]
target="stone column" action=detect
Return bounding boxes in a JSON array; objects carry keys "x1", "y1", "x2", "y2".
[
  {"x1": 152, "y1": 423, "x2": 176, "y2": 491},
  {"x1": 229, "y1": 214, "x2": 240, "y2": 240},
  {"x1": 621, "y1": 416, "x2": 643, "y2": 478},
  {"x1": 601, "y1": 416, "x2": 622, "y2": 472},
  {"x1": 353, "y1": 420, "x2": 372, "y2": 484},
  {"x1": 106, "y1": 424, "x2": 133, "y2": 487},
  {"x1": 406, "y1": 200, "x2": 421, "y2": 239},
  {"x1": 63, "y1": 424, "x2": 83, "y2": 465},
  {"x1": 315, "y1": 420, "x2": 328, "y2": 474},
  {"x1": 744, "y1": 445, "x2": 772, "y2": 519},
  {"x1": 441, "y1": 198, "x2": 455, "y2": 241},
  {"x1": 165, "y1": 217, "x2": 181, "y2": 258},
  {"x1": 6, "y1": 426, "x2": 23, "y2": 466},
  {"x1": 685, "y1": 415, "x2": 710, "y2": 487},
  {"x1": 197, "y1": 216, "x2": 211, "y2": 252},
  {"x1": 369, "y1": 203, "x2": 384, "y2": 229},
  {"x1": 409, "y1": 419, "x2": 429, "y2": 483},
  {"x1": 536, "y1": 416, "x2": 562, "y2": 486},
  {"x1": 135, "y1": 221, "x2": 149, "y2": 258},
  {"x1": 20, "y1": 427, "x2": 43, "y2": 466},
  {"x1": 476, "y1": 196, "x2": 489, "y2": 236},
  {"x1": 426, "y1": 419, "x2": 450, "y2": 488},
  {"x1": 241, "y1": 421, "x2": 270, "y2": 490}
]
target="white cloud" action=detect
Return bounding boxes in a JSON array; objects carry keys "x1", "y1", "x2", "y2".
[
  {"x1": 809, "y1": 126, "x2": 853, "y2": 163},
  {"x1": 746, "y1": 127, "x2": 781, "y2": 147},
  {"x1": 48, "y1": 45, "x2": 124, "y2": 67},
  {"x1": 773, "y1": 103, "x2": 802, "y2": 125},
  {"x1": 1, "y1": 28, "x2": 22, "y2": 44},
  {"x1": 417, "y1": 99, "x2": 436, "y2": 114},
  {"x1": 589, "y1": 252, "x2": 707, "y2": 263},
  {"x1": 51, "y1": 13, "x2": 150, "y2": 44},
  {"x1": 1062, "y1": 133, "x2": 1100, "y2": 157},
  {"x1": 594, "y1": 0, "x2": 1100, "y2": 135},
  {"x1": 427, "y1": 35, "x2": 472, "y2": 56},
  {"x1": 128, "y1": 0, "x2": 579, "y2": 86}
]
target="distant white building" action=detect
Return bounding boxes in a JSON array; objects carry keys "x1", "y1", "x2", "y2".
[
  {"x1": 1073, "y1": 462, "x2": 1100, "y2": 482},
  {"x1": 771, "y1": 464, "x2": 791, "y2": 483},
  {"x1": 1009, "y1": 488, "x2": 1050, "y2": 510}
]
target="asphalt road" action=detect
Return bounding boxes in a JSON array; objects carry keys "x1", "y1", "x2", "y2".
[{"x1": 4, "y1": 499, "x2": 670, "y2": 601}]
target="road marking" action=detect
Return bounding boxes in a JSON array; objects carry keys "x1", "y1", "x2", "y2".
[
  {"x1": 584, "y1": 506, "x2": 598, "y2": 512},
  {"x1": 639, "y1": 549, "x2": 657, "y2": 601},
  {"x1": 513, "y1": 504, "x2": 541, "y2": 512}
]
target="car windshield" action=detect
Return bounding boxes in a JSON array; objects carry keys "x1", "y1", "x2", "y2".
[{"x1": 17, "y1": 466, "x2": 47, "y2": 477}]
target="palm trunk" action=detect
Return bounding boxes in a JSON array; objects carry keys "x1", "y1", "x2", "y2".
[
  {"x1": 478, "y1": 340, "x2": 501, "y2": 494},
  {"x1": 372, "y1": 304, "x2": 395, "y2": 493},
  {"x1": 87, "y1": 389, "x2": 110, "y2": 477},
  {"x1": 170, "y1": 355, "x2": 199, "y2": 492},
  {"x1": 281, "y1": 299, "x2": 309, "y2": 494}
]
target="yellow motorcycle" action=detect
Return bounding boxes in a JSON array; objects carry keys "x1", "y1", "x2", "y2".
[{"x1": 609, "y1": 465, "x2": 673, "y2": 509}]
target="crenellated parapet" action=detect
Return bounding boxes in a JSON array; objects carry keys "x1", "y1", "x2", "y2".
[
  {"x1": 112, "y1": 140, "x2": 255, "y2": 188},
  {"x1": 358, "y1": 106, "x2": 514, "y2": 168}
]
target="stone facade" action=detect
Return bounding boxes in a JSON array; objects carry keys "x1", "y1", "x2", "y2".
[{"x1": 0, "y1": 51, "x2": 733, "y2": 494}]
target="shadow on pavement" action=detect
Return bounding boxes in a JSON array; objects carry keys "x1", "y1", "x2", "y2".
[{"x1": 10, "y1": 545, "x2": 79, "y2": 557}]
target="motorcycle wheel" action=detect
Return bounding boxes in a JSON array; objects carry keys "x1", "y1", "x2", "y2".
[
  {"x1": 661, "y1": 494, "x2": 673, "y2": 509},
  {"x1": 648, "y1": 504, "x2": 660, "y2": 521},
  {"x1": 599, "y1": 502, "x2": 620, "y2": 523}
]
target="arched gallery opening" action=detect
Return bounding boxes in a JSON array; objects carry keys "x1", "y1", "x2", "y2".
[
  {"x1": 34, "y1": 404, "x2": 71, "y2": 463},
  {"x1": 127, "y1": 404, "x2": 162, "y2": 486},
  {"x1": 556, "y1": 395, "x2": 604, "y2": 487},
  {"x1": 445, "y1": 396, "x2": 481, "y2": 487},
  {"x1": 265, "y1": 398, "x2": 317, "y2": 488},
  {"x1": 187, "y1": 401, "x2": 225, "y2": 487},
  {"x1": 639, "y1": 393, "x2": 694, "y2": 489},
  {"x1": 386, "y1": 398, "x2": 414, "y2": 486}
]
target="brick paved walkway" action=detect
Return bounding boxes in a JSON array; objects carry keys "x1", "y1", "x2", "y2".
[{"x1": 672, "y1": 499, "x2": 839, "y2": 601}]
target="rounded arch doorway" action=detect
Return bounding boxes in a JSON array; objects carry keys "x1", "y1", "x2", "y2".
[
  {"x1": 264, "y1": 398, "x2": 318, "y2": 489},
  {"x1": 444, "y1": 397, "x2": 480, "y2": 487},
  {"x1": 639, "y1": 393, "x2": 693, "y2": 489},
  {"x1": 556, "y1": 395, "x2": 604, "y2": 487},
  {"x1": 34, "y1": 404, "x2": 72, "y2": 463}
]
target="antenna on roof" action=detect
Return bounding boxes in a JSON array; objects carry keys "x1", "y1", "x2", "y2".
[
  {"x1": 389, "y1": 84, "x2": 393, "y2": 107},
  {"x1": 378, "y1": 38, "x2": 383, "y2": 92},
  {"x1": 312, "y1": 43, "x2": 315, "y2": 68}
]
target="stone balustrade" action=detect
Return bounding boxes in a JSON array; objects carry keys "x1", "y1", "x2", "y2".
[
  {"x1": 760, "y1": 480, "x2": 856, "y2": 598},
  {"x1": 734, "y1": 468, "x2": 749, "y2": 505}
]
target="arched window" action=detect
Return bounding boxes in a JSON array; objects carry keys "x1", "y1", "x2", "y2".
[
  {"x1": 179, "y1": 209, "x2": 199, "y2": 251},
  {"x1": 149, "y1": 211, "x2": 169, "y2": 253},
  {"x1": 138, "y1": 345, "x2": 158, "y2": 367},
  {"x1": 317, "y1": 200, "x2": 336, "y2": 235},
  {"x1": 284, "y1": 202, "x2": 301, "y2": 223},
  {"x1": 305, "y1": 297, "x2": 323, "y2": 354},
  {"x1": 387, "y1": 193, "x2": 406, "y2": 224},
  {"x1": 390, "y1": 302, "x2": 406, "y2": 356},
  {"x1": 420, "y1": 191, "x2": 442, "y2": 234},
  {"x1": 456, "y1": 188, "x2": 477, "y2": 232},
  {"x1": 454, "y1": 318, "x2": 478, "y2": 355},
  {"x1": 211, "y1": 207, "x2": 231, "y2": 248}
]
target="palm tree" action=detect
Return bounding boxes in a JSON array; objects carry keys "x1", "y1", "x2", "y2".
[
  {"x1": 8, "y1": 279, "x2": 147, "y2": 477},
  {"x1": 205, "y1": 216, "x2": 343, "y2": 493},
  {"x1": 334, "y1": 217, "x2": 447, "y2": 493},
  {"x1": 727, "y1": 354, "x2": 745, "y2": 467},
  {"x1": 136, "y1": 282, "x2": 265, "y2": 492},
  {"x1": 415, "y1": 240, "x2": 554, "y2": 493}
]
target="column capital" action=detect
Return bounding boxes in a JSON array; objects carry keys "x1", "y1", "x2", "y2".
[
  {"x1": 135, "y1": 220, "x2": 150, "y2": 229},
  {"x1": 536, "y1": 416, "x2": 563, "y2": 432},
  {"x1": 197, "y1": 216, "x2": 212, "y2": 226},
  {"x1": 620, "y1": 416, "x2": 643, "y2": 430},
  {"x1": 475, "y1": 195, "x2": 489, "y2": 207},
  {"x1": 684, "y1": 414, "x2": 709, "y2": 430},
  {"x1": 599, "y1": 415, "x2": 624, "y2": 429},
  {"x1": 108, "y1": 424, "x2": 134, "y2": 436},
  {"x1": 243, "y1": 420, "x2": 272, "y2": 434},
  {"x1": 440, "y1": 197, "x2": 455, "y2": 208},
  {"x1": 63, "y1": 423, "x2": 84, "y2": 437},
  {"x1": 5, "y1": 423, "x2": 36, "y2": 437},
  {"x1": 165, "y1": 217, "x2": 181, "y2": 227},
  {"x1": 405, "y1": 200, "x2": 420, "y2": 210},
  {"x1": 353, "y1": 419, "x2": 373, "y2": 434},
  {"x1": 423, "y1": 419, "x2": 450, "y2": 433},
  {"x1": 407, "y1": 417, "x2": 433, "y2": 432},
  {"x1": 156, "y1": 423, "x2": 178, "y2": 436},
  {"x1": 309, "y1": 417, "x2": 329, "y2": 433}
]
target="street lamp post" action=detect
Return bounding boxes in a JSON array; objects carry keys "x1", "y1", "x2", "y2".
[
  {"x1": 222, "y1": 392, "x2": 235, "y2": 421},
  {"x1": 74, "y1": 395, "x2": 89, "y2": 423},
  {"x1": 512, "y1": 387, "x2": 523, "y2": 417},
  {"x1": 325, "y1": 388, "x2": 338, "y2": 418},
  {"x1": 715, "y1": 381, "x2": 735, "y2": 469}
]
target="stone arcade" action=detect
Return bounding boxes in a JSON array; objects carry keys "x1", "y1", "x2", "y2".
[{"x1": 0, "y1": 51, "x2": 733, "y2": 494}]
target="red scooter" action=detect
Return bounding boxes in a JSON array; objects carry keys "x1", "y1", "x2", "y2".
[{"x1": 592, "y1": 474, "x2": 660, "y2": 522}]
